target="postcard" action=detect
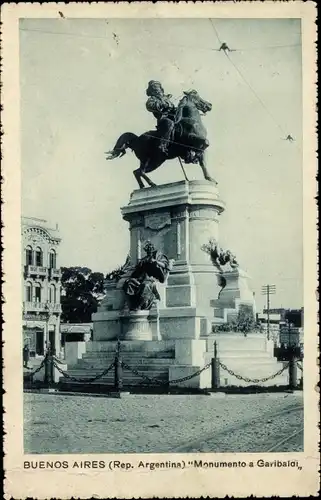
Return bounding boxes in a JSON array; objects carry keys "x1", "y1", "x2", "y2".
[{"x1": 2, "y1": 2, "x2": 318, "y2": 498}]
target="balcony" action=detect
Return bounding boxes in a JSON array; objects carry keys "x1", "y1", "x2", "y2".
[
  {"x1": 49, "y1": 303, "x2": 62, "y2": 313},
  {"x1": 23, "y1": 301, "x2": 62, "y2": 315},
  {"x1": 23, "y1": 301, "x2": 48, "y2": 313},
  {"x1": 25, "y1": 265, "x2": 48, "y2": 278},
  {"x1": 49, "y1": 268, "x2": 62, "y2": 279}
]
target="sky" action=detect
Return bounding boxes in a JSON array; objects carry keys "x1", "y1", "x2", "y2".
[{"x1": 20, "y1": 18, "x2": 303, "y2": 311}]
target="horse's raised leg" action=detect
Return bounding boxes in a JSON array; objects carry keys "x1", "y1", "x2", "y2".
[{"x1": 199, "y1": 152, "x2": 217, "y2": 184}]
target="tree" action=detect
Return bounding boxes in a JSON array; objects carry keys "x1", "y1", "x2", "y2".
[
  {"x1": 212, "y1": 305, "x2": 260, "y2": 334},
  {"x1": 60, "y1": 267, "x2": 105, "y2": 323},
  {"x1": 233, "y1": 305, "x2": 256, "y2": 333}
]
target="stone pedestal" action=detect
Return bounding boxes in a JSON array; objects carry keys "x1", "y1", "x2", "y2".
[
  {"x1": 65, "y1": 341, "x2": 87, "y2": 366},
  {"x1": 120, "y1": 310, "x2": 153, "y2": 340},
  {"x1": 211, "y1": 268, "x2": 256, "y2": 322},
  {"x1": 88, "y1": 180, "x2": 260, "y2": 390},
  {"x1": 121, "y1": 180, "x2": 225, "y2": 339}
]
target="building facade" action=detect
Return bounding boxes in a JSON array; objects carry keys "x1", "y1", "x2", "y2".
[
  {"x1": 60, "y1": 323, "x2": 93, "y2": 345},
  {"x1": 22, "y1": 217, "x2": 62, "y2": 356},
  {"x1": 257, "y1": 307, "x2": 304, "y2": 346}
]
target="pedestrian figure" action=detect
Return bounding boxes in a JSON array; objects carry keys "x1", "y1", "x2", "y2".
[
  {"x1": 23, "y1": 343, "x2": 30, "y2": 368},
  {"x1": 45, "y1": 340, "x2": 52, "y2": 355}
]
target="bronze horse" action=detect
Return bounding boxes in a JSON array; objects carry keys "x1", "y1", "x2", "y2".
[{"x1": 105, "y1": 90, "x2": 217, "y2": 188}]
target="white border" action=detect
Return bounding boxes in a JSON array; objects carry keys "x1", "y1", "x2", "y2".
[{"x1": 2, "y1": 2, "x2": 318, "y2": 498}]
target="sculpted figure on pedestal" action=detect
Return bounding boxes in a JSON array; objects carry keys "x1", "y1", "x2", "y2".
[
  {"x1": 123, "y1": 241, "x2": 174, "y2": 310},
  {"x1": 105, "y1": 81, "x2": 217, "y2": 188},
  {"x1": 202, "y1": 238, "x2": 239, "y2": 271},
  {"x1": 202, "y1": 238, "x2": 239, "y2": 300}
]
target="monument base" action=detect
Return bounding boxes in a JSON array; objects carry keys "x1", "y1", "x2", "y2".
[
  {"x1": 211, "y1": 268, "x2": 256, "y2": 323},
  {"x1": 59, "y1": 333, "x2": 299, "y2": 390},
  {"x1": 67, "y1": 181, "x2": 269, "y2": 390}
]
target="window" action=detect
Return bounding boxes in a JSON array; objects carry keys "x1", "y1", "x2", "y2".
[
  {"x1": 25, "y1": 283, "x2": 32, "y2": 302},
  {"x1": 35, "y1": 247, "x2": 43, "y2": 267},
  {"x1": 34, "y1": 283, "x2": 41, "y2": 302},
  {"x1": 49, "y1": 284, "x2": 56, "y2": 303},
  {"x1": 25, "y1": 246, "x2": 33, "y2": 266},
  {"x1": 49, "y1": 249, "x2": 56, "y2": 269}
]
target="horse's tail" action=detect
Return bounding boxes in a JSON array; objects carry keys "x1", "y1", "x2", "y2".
[{"x1": 105, "y1": 132, "x2": 138, "y2": 160}]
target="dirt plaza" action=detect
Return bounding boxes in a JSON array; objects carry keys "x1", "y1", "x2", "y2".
[{"x1": 24, "y1": 391, "x2": 303, "y2": 454}]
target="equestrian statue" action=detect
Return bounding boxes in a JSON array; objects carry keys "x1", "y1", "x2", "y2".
[{"x1": 105, "y1": 80, "x2": 216, "y2": 188}]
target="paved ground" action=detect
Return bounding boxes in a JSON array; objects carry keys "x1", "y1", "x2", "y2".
[{"x1": 24, "y1": 391, "x2": 303, "y2": 454}]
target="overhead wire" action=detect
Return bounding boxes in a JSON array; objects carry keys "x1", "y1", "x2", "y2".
[
  {"x1": 224, "y1": 51, "x2": 286, "y2": 136},
  {"x1": 20, "y1": 23, "x2": 301, "y2": 148},
  {"x1": 209, "y1": 19, "x2": 222, "y2": 45},
  {"x1": 19, "y1": 27, "x2": 111, "y2": 40},
  {"x1": 19, "y1": 27, "x2": 301, "y2": 52},
  {"x1": 208, "y1": 19, "x2": 299, "y2": 143}
]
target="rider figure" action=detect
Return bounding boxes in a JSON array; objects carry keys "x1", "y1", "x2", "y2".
[{"x1": 145, "y1": 81, "x2": 176, "y2": 154}]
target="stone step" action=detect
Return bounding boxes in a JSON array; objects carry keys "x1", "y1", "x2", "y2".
[
  {"x1": 59, "y1": 370, "x2": 169, "y2": 385},
  {"x1": 81, "y1": 352, "x2": 175, "y2": 359},
  {"x1": 218, "y1": 362, "x2": 289, "y2": 379},
  {"x1": 83, "y1": 350, "x2": 175, "y2": 359},
  {"x1": 219, "y1": 359, "x2": 281, "y2": 367},
  {"x1": 209, "y1": 351, "x2": 273, "y2": 358},
  {"x1": 62, "y1": 371, "x2": 169, "y2": 379},
  {"x1": 77, "y1": 358, "x2": 175, "y2": 367},
  {"x1": 67, "y1": 364, "x2": 168, "y2": 376},
  {"x1": 86, "y1": 341, "x2": 175, "y2": 353},
  {"x1": 219, "y1": 360, "x2": 283, "y2": 370},
  {"x1": 212, "y1": 346, "x2": 272, "y2": 352},
  {"x1": 205, "y1": 335, "x2": 272, "y2": 351}
]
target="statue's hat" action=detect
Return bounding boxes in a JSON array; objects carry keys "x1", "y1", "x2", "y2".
[{"x1": 146, "y1": 80, "x2": 164, "y2": 96}]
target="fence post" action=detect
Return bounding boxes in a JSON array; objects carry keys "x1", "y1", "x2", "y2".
[
  {"x1": 44, "y1": 350, "x2": 50, "y2": 387},
  {"x1": 211, "y1": 340, "x2": 220, "y2": 390},
  {"x1": 114, "y1": 339, "x2": 123, "y2": 392},
  {"x1": 43, "y1": 346, "x2": 54, "y2": 388},
  {"x1": 288, "y1": 347, "x2": 298, "y2": 390},
  {"x1": 50, "y1": 351, "x2": 54, "y2": 386}
]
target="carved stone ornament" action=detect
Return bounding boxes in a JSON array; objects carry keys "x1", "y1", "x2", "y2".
[
  {"x1": 24, "y1": 228, "x2": 59, "y2": 245},
  {"x1": 189, "y1": 207, "x2": 218, "y2": 221},
  {"x1": 145, "y1": 212, "x2": 171, "y2": 231},
  {"x1": 171, "y1": 207, "x2": 187, "y2": 220},
  {"x1": 129, "y1": 215, "x2": 144, "y2": 228}
]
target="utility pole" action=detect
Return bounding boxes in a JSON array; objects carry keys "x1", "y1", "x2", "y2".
[{"x1": 261, "y1": 284, "x2": 276, "y2": 341}]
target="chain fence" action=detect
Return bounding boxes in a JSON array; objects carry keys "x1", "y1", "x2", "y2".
[
  {"x1": 218, "y1": 361, "x2": 289, "y2": 384},
  {"x1": 53, "y1": 359, "x2": 115, "y2": 384},
  {"x1": 52, "y1": 355, "x2": 65, "y2": 365},
  {"x1": 23, "y1": 358, "x2": 46, "y2": 379},
  {"x1": 121, "y1": 360, "x2": 212, "y2": 386},
  {"x1": 24, "y1": 341, "x2": 303, "y2": 391}
]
